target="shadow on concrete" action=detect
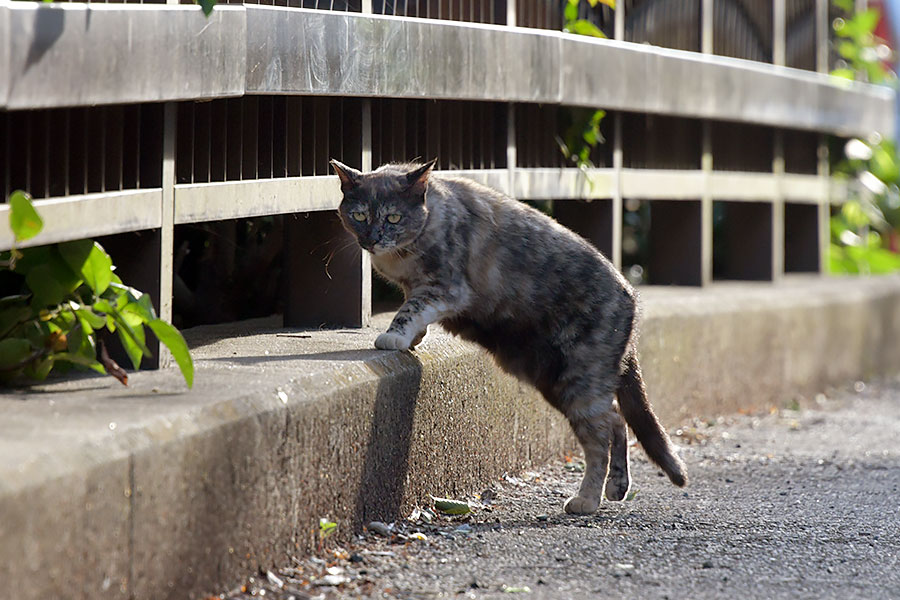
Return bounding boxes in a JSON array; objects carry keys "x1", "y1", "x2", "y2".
[
  {"x1": 352, "y1": 355, "x2": 424, "y2": 530},
  {"x1": 200, "y1": 349, "x2": 391, "y2": 366}
]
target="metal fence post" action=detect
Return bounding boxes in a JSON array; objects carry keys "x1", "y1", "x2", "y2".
[
  {"x1": 772, "y1": 0, "x2": 787, "y2": 281},
  {"x1": 817, "y1": 0, "x2": 831, "y2": 274},
  {"x1": 701, "y1": 0, "x2": 714, "y2": 286}
]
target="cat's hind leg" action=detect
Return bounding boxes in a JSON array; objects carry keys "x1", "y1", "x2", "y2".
[
  {"x1": 563, "y1": 395, "x2": 617, "y2": 515},
  {"x1": 604, "y1": 410, "x2": 631, "y2": 501}
]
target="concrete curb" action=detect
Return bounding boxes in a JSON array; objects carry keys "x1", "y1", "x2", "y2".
[{"x1": 2, "y1": 276, "x2": 899, "y2": 599}]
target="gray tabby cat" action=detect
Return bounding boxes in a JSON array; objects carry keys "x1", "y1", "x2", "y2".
[{"x1": 330, "y1": 158, "x2": 687, "y2": 514}]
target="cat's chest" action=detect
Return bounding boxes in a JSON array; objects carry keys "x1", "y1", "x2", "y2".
[{"x1": 372, "y1": 252, "x2": 422, "y2": 289}]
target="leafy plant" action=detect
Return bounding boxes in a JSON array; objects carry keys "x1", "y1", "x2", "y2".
[
  {"x1": 563, "y1": 0, "x2": 614, "y2": 39},
  {"x1": 558, "y1": 0, "x2": 613, "y2": 172},
  {"x1": 827, "y1": 1, "x2": 900, "y2": 275},
  {"x1": 829, "y1": 136, "x2": 900, "y2": 274},
  {"x1": 196, "y1": 0, "x2": 217, "y2": 17},
  {"x1": 1, "y1": 191, "x2": 194, "y2": 387},
  {"x1": 831, "y1": 0, "x2": 896, "y2": 84}
]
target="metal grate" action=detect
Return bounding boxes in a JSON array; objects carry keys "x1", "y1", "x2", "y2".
[
  {"x1": 27, "y1": 0, "x2": 166, "y2": 3},
  {"x1": 372, "y1": 0, "x2": 504, "y2": 22},
  {"x1": 786, "y1": 0, "x2": 816, "y2": 70},
  {"x1": 515, "y1": 104, "x2": 612, "y2": 169},
  {"x1": 783, "y1": 129, "x2": 819, "y2": 175},
  {"x1": 622, "y1": 113, "x2": 702, "y2": 170},
  {"x1": 1, "y1": 105, "x2": 164, "y2": 201},
  {"x1": 710, "y1": 120, "x2": 774, "y2": 172},
  {"x1": 185, "y1": 0, "x2": 362, "y2": 9},
  {"x1": 175, "y1": 97, "x2": 362, "y2": 184},
  {"x1": 371, "y1": 99, "x2": 507, "y2": 170},
  {"x1": 515, "y1": 0, "x2": 612, "y2": 33},
  {"x1": 625, "y1": 0, "x2": 701, "y2": 52},
  {"x1": 713, "y1": 0, "x2": 772, "y2": 62}
]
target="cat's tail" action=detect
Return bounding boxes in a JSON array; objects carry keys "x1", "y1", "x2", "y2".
[{"x1": 616, "y1": 352, "x2": 688, "y2": 487}]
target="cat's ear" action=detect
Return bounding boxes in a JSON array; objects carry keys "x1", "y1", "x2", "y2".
[
  {"x1": 404, "y1": 158, "x2": 438, "y2": 198},
  {"x1": 330, "y1": 159, "x2": 362, "y2": 192}
]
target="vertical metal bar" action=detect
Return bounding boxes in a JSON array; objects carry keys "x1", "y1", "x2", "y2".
[
  {"x1": 773, "y1": 0, "x2": 786, "y2": 66},
  {"x1": 772, "y1": 130, "x2": 785, "y2": 281},
  {"x1": 506, "y1": 0, "x2": 515, "y2": 26},
  {"x1": 701, "y1": 0, "x2": 713, "y2": 54},
  {"x1": 64, "y1": 110, "x2": 71, "y2": 196},
  {"x1": 816, "y1": 0, "x2": 829, "y2": 73},
  {"x1": 614, "y1": 0, "x2": 624, "y2": 40},
  {"x1": 159, "y1": 102, "x2": 176, "y2": 358},
  {"x1": 818, "y1": 134, "x2": 830, "y2": 274},
  {"x1": 700, "y1": 0, "x2": 714, "y2": 285},
  {"x1": 506, "y1": 103, "x2": 516, "y2": 195},
  {"x1": 611, "y1": 112, "x2": 623, "y2": 271}
]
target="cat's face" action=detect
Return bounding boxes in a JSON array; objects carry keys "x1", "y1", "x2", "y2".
[{"x1": 331, "y1": 159, "x2": 436, "y2": 255}]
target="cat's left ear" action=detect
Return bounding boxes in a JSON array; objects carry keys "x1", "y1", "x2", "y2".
[
  {"x1": 404, "y1": 158, "x2": 438, "y2": 198},
  {"x1": 330, "y1": 159, "x2": 362, "y2": 192}
]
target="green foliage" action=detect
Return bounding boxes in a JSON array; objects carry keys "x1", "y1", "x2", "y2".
[
  {"x1": 830, "y1": 2, "x2": 895, "y2": 85},
  {"x1": 563, "y1": 0, "x2": 615, "y2": 38},
  {"x1": 559, "y1": 0, "x2": 612, "y2": 172},
  {"x1": 1, "y1": 191, "x2": 194, "y2": 387},
  {"x1": 196, "y1": 0, "x2": 217, "y2": 17},
  {"x1": 828, "y1": 1, "x2": 900, "y2": 275},
  {"x1": 829, "y1": 137, "x2": 900, "y2": 275}
]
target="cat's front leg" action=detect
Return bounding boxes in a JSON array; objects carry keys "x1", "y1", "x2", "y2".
[{"x1": 375, "y1": 295, "x2": 451, "y2": 351}]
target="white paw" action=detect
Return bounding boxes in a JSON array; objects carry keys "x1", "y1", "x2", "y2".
[
  {"x1": 563, "y1": 495, "x2": 600, "y2": 515},
  {"x1": 374, "y1": 331, "x2": 411, "y2": 351}
]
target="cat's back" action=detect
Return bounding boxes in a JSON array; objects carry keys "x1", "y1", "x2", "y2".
[{"x1": 430, "y1": 174, "x2": 627, "y2": 303}]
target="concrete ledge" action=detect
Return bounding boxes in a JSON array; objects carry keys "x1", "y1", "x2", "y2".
[{"x1": 2, "y1": 276, "x2": 900, "y2": 599}]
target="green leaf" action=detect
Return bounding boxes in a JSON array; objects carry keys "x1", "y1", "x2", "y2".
[
  {"x1": 431, "y1": 496, "x2": 472, "y2": 515},
  {"x1": 8, "y1": 190, "x2": 43, "y2": 242},
  {"x1": 564, "y1": 0, "x2": 579, "y2": 24},
  {"x1": 838, "y1": 40, "x2": 859, "y2": 60},
  {"x1": 116, "y1": 310, "x2": 148, "y2": 370},
  {"x1": 26, "y1": 265, "x2": 68, "y2": 308},
  {"x1": 79, "y1": 243, "x2": 114, "y2": 296},
  {"x1": 148, "y1": 319, "x2": 194, "y2": 388},
  {"x1": 830, "y1": 67, "x2": 856, "y2": 80},
  {"x1": 53, "y1": 352, "x2": 105, "y2": 374},
  {"x1": 834, "y1": 0, "x2": 854, "y2": 13},
  {"x1": 58, "y1": 239, "x2": 94, "y2": 279},
  {"x1": 570, "y1": 19, "x2": 607, "y2": 38},
  {"x1": 24, "y1": 356, "x2": 53, "y2": 380},
  {"x1": 121, "y1": 294, "x2": 157, "y2": 324},
  {"x1": 0, "y1": 304, "x2": 33, "y2": 338},
  {"x1": 75, "y1": 308, "x2": 107, "y2": 331},
  {"x1": 319, "y1": 518, "x2": 338, "y2": 538},
  {"x1": 92, "y1": 299, "x2": 116, "y2": 315},
  {"x1": 0, "y1": 337, "x2": 33, "y2": 370},
  {"x1": 196, "y1": 0, "x2": 216, "y2": 16}
]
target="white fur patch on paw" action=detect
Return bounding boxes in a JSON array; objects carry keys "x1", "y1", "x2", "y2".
[
  {"x1": 374, "y1": 331, "x2": 411, "y2": 351},
  {"x1": 563, "y1": 495, "x2": 600, "y2": 515}
]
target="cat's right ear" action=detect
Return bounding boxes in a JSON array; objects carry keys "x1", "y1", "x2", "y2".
[
  {"x1": 404, "y1": 158, "x2": 438, "y2": 197},
  {"x1": 330, "y1": 159, "x2": 362, "y2": 192}
]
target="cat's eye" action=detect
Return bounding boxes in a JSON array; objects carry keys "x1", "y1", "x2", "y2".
[
  {"x1": 387, "y1": 214, "x2": 402, "y2": 224},
  {"x1": 351, "y1": 211, "x2": 367, "y2": 222}
]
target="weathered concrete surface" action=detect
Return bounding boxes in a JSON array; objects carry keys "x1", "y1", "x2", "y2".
[{"x1": 1, "y1": 276, "x2": 899, "y2": 599}]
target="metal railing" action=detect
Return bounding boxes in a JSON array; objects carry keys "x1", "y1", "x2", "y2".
[{"x1": 0, "y1": 0, "x2": 895, "y2": 341}]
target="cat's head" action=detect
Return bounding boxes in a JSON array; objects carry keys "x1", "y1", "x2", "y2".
[{"x1": 330, "y1": 159, "x2": 436, "y2": 255}]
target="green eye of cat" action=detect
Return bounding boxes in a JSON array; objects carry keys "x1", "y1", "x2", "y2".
[
  {"x1": 387, "y1": 214, "x2": 402, "y2": 224},
  {"x1": 351, "y1": 211, "x2": 366, "y2": 222}
]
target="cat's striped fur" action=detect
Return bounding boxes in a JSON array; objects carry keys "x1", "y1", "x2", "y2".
[{"x1": 331, "y1": 158, "x2": 686, "y2": 514}]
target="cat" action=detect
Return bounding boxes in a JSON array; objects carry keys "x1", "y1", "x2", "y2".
[{"x1": 330, "y1": 158, "x2": 687, "y2": 514}]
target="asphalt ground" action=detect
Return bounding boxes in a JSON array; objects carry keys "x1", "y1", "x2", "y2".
[{"x1": 218, "y1": 377, "x2": 900, "y2": 600}]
